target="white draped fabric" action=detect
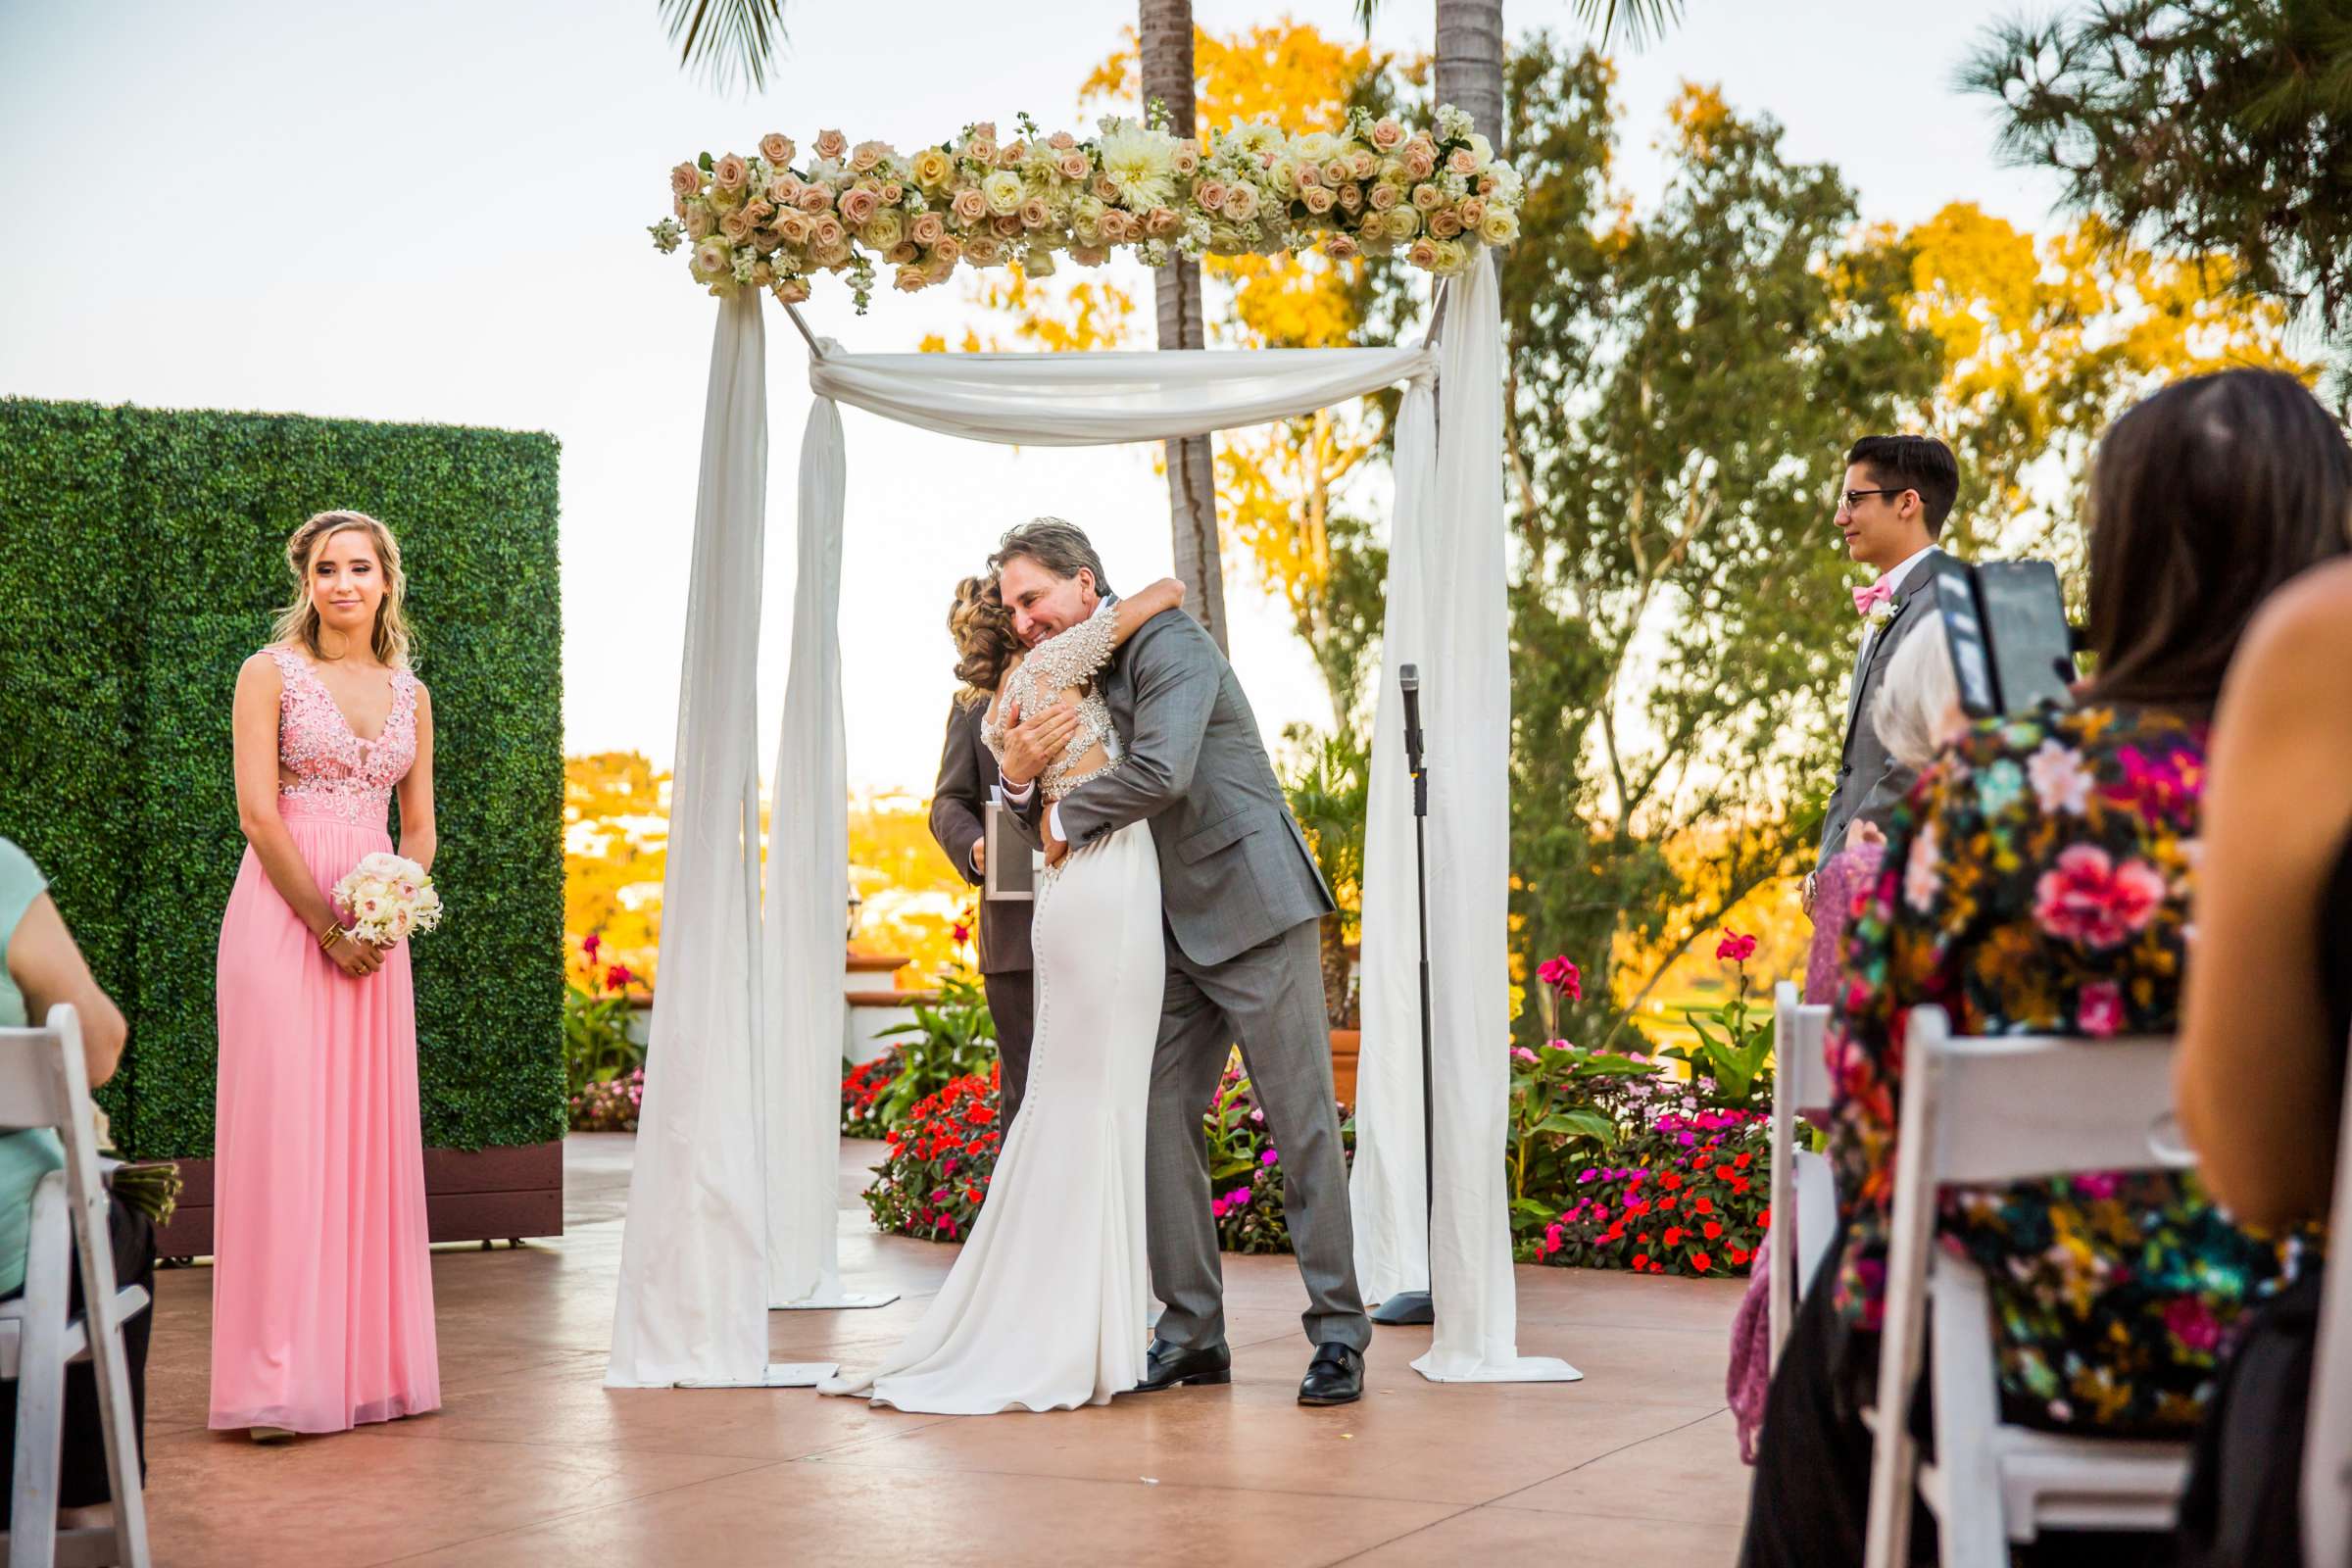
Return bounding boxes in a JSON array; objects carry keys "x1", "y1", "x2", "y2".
[
  {"x1": 610, "y1": 251, "x2": 1569, "y2": 1388},
  {"x1": 1351, "y1": 256, "x2": 1578, "y2": 1383},
  {"x1": 608, "y1": 289, "x2": 772, "y2": 1387}
]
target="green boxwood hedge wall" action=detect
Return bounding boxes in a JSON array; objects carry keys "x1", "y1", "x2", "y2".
[{"x1": 0, "y1": 397, "x2": 566, "y2": 1157}]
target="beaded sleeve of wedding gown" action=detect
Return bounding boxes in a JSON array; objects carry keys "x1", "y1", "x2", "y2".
[{"x1": 980, "y1": 599, "x2": 1123, "y2": 801}]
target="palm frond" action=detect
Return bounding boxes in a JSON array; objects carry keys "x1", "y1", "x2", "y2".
[
  {"x1": 660, "y1": 0, "x2": 788, "y2": 95},
  {"x1": 1568, "y1": 0, "x2": 1685, "y2": 50},
  {"x1": 1352, "y1": 0, "x2": 1380, "y2": 33}
]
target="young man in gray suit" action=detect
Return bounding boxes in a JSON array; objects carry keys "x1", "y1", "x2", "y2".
[
  {"x1": 928, "y1": 698, "x2": 1036, "y2": 1129},
  {"x1": 1807, "y1": 434, "x2": 1958, "y2": 915},
  {"x1": 990, "y1": 519, "x2": 1371, "y2": 1407}
]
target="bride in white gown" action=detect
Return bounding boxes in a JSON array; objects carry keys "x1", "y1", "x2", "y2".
[{"x1": 818, "y1": 575, "x2": 1186, "y2": 1414}]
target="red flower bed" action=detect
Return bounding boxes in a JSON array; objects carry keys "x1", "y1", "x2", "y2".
[
  {"x1": 859, "y1": 1063, "x2": 1004, "y2": 1243},
  {"x1": 1527, "y1": 1107, "x2": 1769, "y2": 1278}
]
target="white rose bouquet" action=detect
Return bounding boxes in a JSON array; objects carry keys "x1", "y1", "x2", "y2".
[{"x1": 332, "y1": 852, "x2": 444, "y2": 948}]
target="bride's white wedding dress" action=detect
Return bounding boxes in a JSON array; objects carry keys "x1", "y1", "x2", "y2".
[{"x1": 819, "y1": 601, "x2": 1161, "y2": 1413}]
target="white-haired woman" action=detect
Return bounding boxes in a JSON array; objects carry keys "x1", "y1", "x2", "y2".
[
  {"x1": 1801, "y1": 628, "x2": 1964, "y2": 1002},
  {"x1": 210, "y1": 511, "x2": 441, "y2": 1439}
]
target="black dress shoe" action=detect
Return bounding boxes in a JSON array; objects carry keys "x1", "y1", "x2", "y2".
[
  {"x1": 1133, "y1": 1338, "x2": 1232, "y2": 1393},
  {"x1": 1298, "y1": 1342, "x2": 1363, "y2": 1406}
]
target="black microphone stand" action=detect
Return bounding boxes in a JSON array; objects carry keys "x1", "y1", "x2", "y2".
[{"x1": 1370, "y1": 663, "x2": 1437, "y2": 1327}]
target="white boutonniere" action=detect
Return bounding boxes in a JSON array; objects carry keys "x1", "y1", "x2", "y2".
[{"x1": 1864, "y1": 594, "x2": 1900, "y2": 630}]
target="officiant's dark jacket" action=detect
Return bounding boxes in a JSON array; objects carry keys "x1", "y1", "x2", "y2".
[
  {"x1": 929, "y1": 697, "x2": 1036, "y2": 1122},
  {"x1": 1818, "y1": 560, "x2": 1941, "y2": 872}
]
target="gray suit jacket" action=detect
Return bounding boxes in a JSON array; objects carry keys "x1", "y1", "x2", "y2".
[
  {"x1": 928, "y1": 698, "x2": 1033, "y2": 975},
  {"x1": 1012, "y1": 608, "x2": 1334, "y2": 968},
  {"x1": 1818, "y1": 567, "x2": 1941, "y2": 871}
]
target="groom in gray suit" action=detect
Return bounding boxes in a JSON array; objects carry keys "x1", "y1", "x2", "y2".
[
  {"x1": 1808, "y1": 434, "x2": 1958, "y2": 912},
  {"x1": 989, "y1": 518, "x2": 1370, "y2": 1407}
]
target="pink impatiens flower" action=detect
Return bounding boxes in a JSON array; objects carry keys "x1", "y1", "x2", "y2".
[
  {"x1": 1536, "y1": 954, "x2": 1582, "y2": 1000},
  {"x1": 2033, "y1": 845, "x2": 2167, "y2": 948},
  {"x1": 1714, "y1": 928, "x2": 1757, "y2": 963}
]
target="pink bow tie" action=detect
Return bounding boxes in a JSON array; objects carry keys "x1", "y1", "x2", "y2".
[{"x1": 1852, "y1": 581, "x2": 1895, "y2": 617}]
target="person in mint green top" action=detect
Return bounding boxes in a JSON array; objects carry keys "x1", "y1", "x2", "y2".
[{"x1": 0, "y1": 834, "x2": 148, "y2": 1532}]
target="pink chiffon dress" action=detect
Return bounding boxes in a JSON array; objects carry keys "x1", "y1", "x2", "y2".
[{"x1": 208, "y1": 645, "x2": 440, "y2": 1432}]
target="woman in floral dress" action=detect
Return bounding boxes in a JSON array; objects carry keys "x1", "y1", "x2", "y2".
[{"x1": 1740, "y1": 369, "x2": 2350, "y2": 1567}]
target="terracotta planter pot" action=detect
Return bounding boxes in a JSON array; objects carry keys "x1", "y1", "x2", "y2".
[{"x1": 1329, "y1": 1028, "x2": 1361, "y2": 1106}]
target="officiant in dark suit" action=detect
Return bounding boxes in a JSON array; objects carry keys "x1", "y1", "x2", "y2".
[
  {"x1": 1807, "y1": 434, "x2": 1957, "y2": 915},
  {"x1": 929, "y1": 696, "x2": 1037, "y2": 1128}
]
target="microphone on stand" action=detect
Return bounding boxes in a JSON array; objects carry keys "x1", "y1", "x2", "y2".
[{"x1": 1370, "y1": 663, "x2": 1438, "y2": 1328}]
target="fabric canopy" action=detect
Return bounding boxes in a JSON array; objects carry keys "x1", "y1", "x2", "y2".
[{"x1": 609, "y1": 250, "x2": 1571, "y2": 1390}]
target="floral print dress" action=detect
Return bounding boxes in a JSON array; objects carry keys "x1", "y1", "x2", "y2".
[{"x1": 1823, "y1": 704, "x2": 2306, "y2": 1437}]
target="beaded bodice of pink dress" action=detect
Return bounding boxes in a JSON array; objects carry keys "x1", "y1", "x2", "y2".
[
  {"x1": 270, "y1": 645, "x2": 419, "y2": 828},
  {"x1": 210, "y1": 644, "x2": 441, "y2": 1433}
]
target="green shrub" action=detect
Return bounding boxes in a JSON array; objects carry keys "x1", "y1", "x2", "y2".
[{"x1": 0, "y1": 398, "x2": 565, "y2": 1156}]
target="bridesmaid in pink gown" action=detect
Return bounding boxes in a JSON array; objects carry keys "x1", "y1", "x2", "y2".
[{"x1": 210, "y1": 510, "x2": 441, "y2": 1438}]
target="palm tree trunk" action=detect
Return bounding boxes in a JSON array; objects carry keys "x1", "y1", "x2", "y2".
[
  {"x1": 1139, "y1": 1, "x2": 1231, "y2": 654},
  {"x1": 1434, "y1": 0, "x2": 1506, "y2": 142}
]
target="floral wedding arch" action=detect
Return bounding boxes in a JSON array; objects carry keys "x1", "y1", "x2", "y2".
[{"x1": 607, "y1": 108, "x2": 1574, "y2": 1392}]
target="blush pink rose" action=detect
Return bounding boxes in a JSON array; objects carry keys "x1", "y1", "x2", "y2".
[
  {"x1": 798, "y1": 185, "x2": 834, "y2": 214},
  {"x1": 1427, "y1": 208, "x2": 1462, "y2": 237},
  {"x1": 1018, "y1": 196, "x2": 1053, "y2": 229},
  {"x1": 814, "y1": 128, "x2": 848, "y2": 161},
  {"x1": 881, "y1": 181, "x2": 904, "y2": 205},
  {"x1": 808, "y1": 215, "x2": 845, "y2": 250},
  {"x1": 776, "y1": 214, "x2": 811, "y2": 246},
  {"x1": 670, "y1": 163, "x2": 703, "y2": 199},
  {"x1": 1369, "y1": 119, "x2": 1405, "y2": 151},
  {"x1": 951, "y1": 188, "x2": 988, "y2": 224},
  {"x1": 1448, "y1": 146, "x2": 1480, "y2": 175},
  {"x1": 1173, "y1": 141, "x2": 1200, "y2": 175},
  {"x1": 1406, "y1": 238, "x2": 1440, "y2": 270},
  {"x1": 1351, "y1": 150, "x2": 1377, "y2": 179},
  {"x1": 773, "y1": 275, "x2": 810, "y2": 305},
  {"x1": 1094, "y1": 174, "x2": 1120, "y2": 201},
  {"x1": 894, "y1": 264, "x2": 928, "y2": 292},
  {"x1": 964, "y1": 233, "x2": 1004, "y2": 265},
  {"x1": 1460, "y1": 197, "x2": 1487, "y2": 226},
  {"x1": 1057, "y1": 152, "x2": 1091, "y2": 181},
  {"x1": 1048, "y1": 130, "x2": 1076, "y2": 150},
  {"x1": 931, "y1": 235, "x2": 963, "y2": 265},
  {"x1": 712, "y1": 153, "x2": 750, "y2": 191},
  {"x1": 1413, "y1": 182, "x2": 1446, "y2": 212},
  {"x1": 1336, "y1": 182, "x2": 1363, "y2": 213},
  {"x1": 1402, "y1": 141, "x2": 1438, "y2": 178},
  {"x1": 966, "y1": 135, "x2": 999, "y2": 166},
  {"x1": 1145, "y1": 205, "x2": 1181, "y2": 237},
  {"x1": 1224, "y1": 184, "x2": 1260, "y2": 221},
  {"x1": 1300, "y1": 183, "x2": 1336, "y2": 215},
  {"x1": 1071, "y1": 243, "x2": 1109, "y2": 267},
  {"x1": 760, "y1": 132, "x2": 794, "y2": 166},
  {"x1": 1001, "y1": 139, "x2": 1029, "y2": 167},
  {"x1": 2033, "y1": 845, "x2": 2169, "y2": 949},
  {"x1": 886, "y1": 240, "x2": 919, "y2": 265},
  {"x1": 1368, "y1": 181, "x2": 1400, "y2": 212},
  {"x1": 719, "y1": 208, "x2": 755, "y2": 244},
  {"x1": 767, "y1": 174, "x2": 799, "y2": 206},
  {"x1": 850, "y1": 140, "x2": 889, "y2": 173},
  {"x1": 1324, "y1": 233, "x2": 1360, "y2": 260},
  {"x1": 1195, "y1": 178, "x2": 1229, "y2": 211},
  {"x1": 992, "y1": 212, "x2": 1024, "y2": 237},
  {"x1": 2077, "y1": 980, "x2": 2126, "y2": 1038},
  {"x1": 838, "y1": 186, "x2": 882, "y2": 225},
  {"x1": 909, "y1": 211, "x2": 947, "y2": 245},
  {"x1": 1322, "y1": 157, "x2": 1353, "y2": 187}
]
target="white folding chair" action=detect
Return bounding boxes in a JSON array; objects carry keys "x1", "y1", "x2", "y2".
[
  {"x1": 1864, "y1": 1004, "x2": 2193, "y2": 1568},
  {"x1": 2305, "y1": 1037, "x2": 2352, "y2": 1568},
  {"x1": 0, "y1": 1005, "x2": 151, "y2": 1568},
  {"x1": 1767, "y1": 981, "x2": 1838, "y2": 1367}
]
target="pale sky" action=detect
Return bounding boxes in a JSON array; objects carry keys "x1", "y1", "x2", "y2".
[{"x1": 0, "y1": 0, "x2": 2062, "y2": 792}]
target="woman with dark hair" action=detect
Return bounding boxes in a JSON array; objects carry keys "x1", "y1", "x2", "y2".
[{"x1": 1740, "y1": 369, "x2": 2351, "y2": 1568}]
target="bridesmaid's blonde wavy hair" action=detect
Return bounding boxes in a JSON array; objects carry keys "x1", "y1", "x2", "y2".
[
  {"x1": 271, "y1": 510, "x2": 416, "y2": 668},
  {"x1": 949, "y1": 572, "x2": 1020, "y2": 708}
]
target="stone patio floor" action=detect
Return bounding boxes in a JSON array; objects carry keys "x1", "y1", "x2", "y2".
[{"x1": 139, "y1": 1134, "x2": 1752, "y2": 1566}]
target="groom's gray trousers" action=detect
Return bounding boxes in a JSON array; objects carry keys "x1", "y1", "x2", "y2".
[
  {"x1": 1012, "y1": 604, "x2": 1370, "y2": 1356},
  {"x1": 1149, "y1": 915, "x2": 1369, "y2": 1353}
]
